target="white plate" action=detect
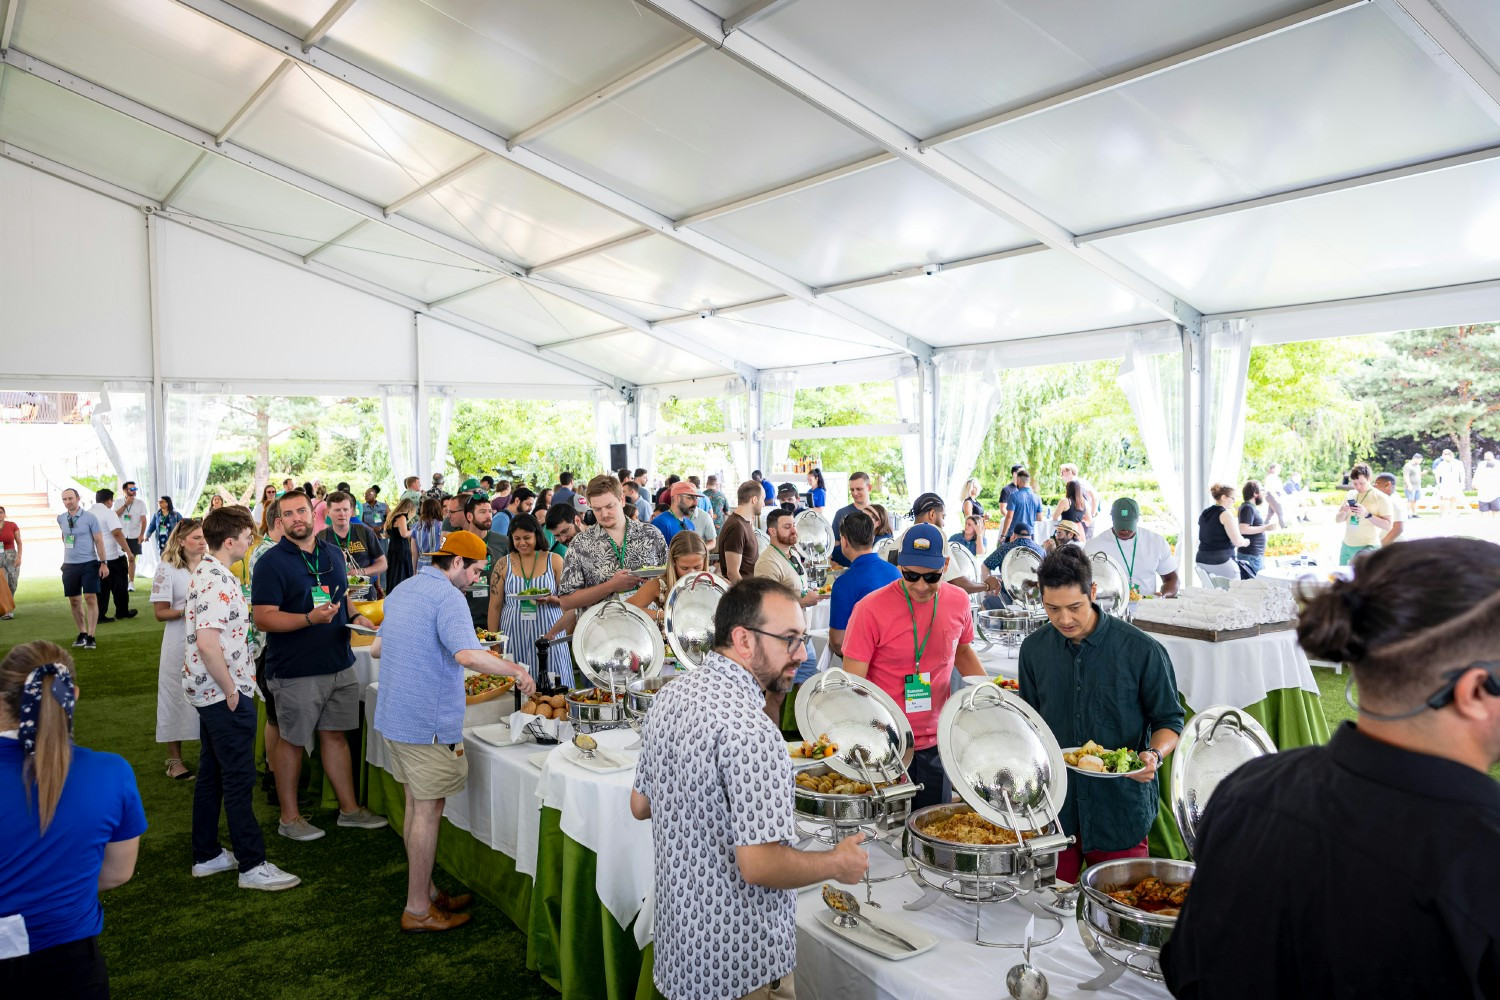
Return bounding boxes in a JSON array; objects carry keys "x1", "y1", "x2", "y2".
[
  {"x1": 558, "y1": 740, "x2": 639, "y2": 774},
  {"x1": 630, "y1": 566, "x2": 667, "y2": 579},
  {"x1": 526, "y1": 751, "x2": 552, "y2": 770},
  {"x1": 1062, "y1": 746, "x2": 1148, "y2": 778},
  {"x1": 813, "y1": 908, "x2": 938, "y2": 960},
  {"x1": 346, "y1": 622, "x2": 379, "y2": 636},
  {"x1": 468, "y1": 723, "x2": 526, "y2": 748}
]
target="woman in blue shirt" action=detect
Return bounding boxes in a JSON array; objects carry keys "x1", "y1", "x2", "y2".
[
  {"x1": 807, "y1": 468, "x2": 828, "y2": 514},
  {"x1": 0, "y1": 641, "x2": 146, "y2": 995},
  {"x1": 146, "y1": 495, "x2": 183, "y2": 556}
]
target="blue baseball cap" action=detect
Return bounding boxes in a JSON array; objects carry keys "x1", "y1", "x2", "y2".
[{"x1": 898, "y1": 523, "x2": 947, "y2": 570}]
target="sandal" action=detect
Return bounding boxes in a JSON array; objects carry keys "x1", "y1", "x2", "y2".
[{"x1": 165, "y1": 757, "x2": 195, "y2": 780}]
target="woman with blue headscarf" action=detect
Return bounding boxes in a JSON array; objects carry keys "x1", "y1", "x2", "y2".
[{"x1": 0, "y1": 641, "x2": 146, "y2": 995}]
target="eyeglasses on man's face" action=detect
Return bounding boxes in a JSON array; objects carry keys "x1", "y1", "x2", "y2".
[{"x1": 742, "y1": 626, "x2": 810, "y2": 654}]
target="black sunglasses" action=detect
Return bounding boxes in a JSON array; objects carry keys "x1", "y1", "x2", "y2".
[{"x1": 901, "y1": 570, "x2": 943, "y2": 584}]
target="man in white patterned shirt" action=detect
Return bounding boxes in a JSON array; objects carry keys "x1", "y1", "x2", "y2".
[
  {"x1": 631, "y1": 577, "x2": 868, "y2": 1000},
  {"x1": 185, "y1": 506, "x2": 299, "y2": 891}
]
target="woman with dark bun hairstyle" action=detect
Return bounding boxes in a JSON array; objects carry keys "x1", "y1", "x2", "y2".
[{"x1": 1163, "y1": 538, "x2": 1500, "y2": 999}]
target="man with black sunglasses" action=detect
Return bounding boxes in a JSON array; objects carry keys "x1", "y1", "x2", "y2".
[{"x1": 840, "y1": 523, "x2": 985, "y2": 808}]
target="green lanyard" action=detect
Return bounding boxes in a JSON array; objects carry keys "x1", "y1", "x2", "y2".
[
  {"x1": 901, "y1": 583, "x2": 940, "y2": 669},
  {"x1": 300, "y1": 546, "x2": 322, "y2": 581},
  {"x1": 606, "y1": 529, "x2": 628, "y2": 568},
  {"x1": 518, "y1": 552, "x2": 543, "y2": 589},
  {"x1": 1114, "y1": 533, "x2": 1139, "y2": 583}
]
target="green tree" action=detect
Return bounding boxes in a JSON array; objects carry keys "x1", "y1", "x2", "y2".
[
  {"x1": 443, "y1": 399, "x2": 594, "y2": 487},
  {"x1": 656, "y1": 395, "x2": 732, "y2": 480},
  {"x1": 789, "y1": 382, "x2": 904, "y2": 496},
  {"x1": 1350, "y1": 325, "x2": 1500, "y2": 486},
  {"x1": 1241, "y1": 339, "x2": 1380, "y2": 482}
]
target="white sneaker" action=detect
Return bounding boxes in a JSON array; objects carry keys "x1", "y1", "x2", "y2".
[
  {"x1": 238, "y1": 861, "x2": 300, "y2": 891},
  {"x1": 191, "y1": 849, "x2": 237, "y2": 877},
  {"x1": 278, "y1": 816, "x2": 325, "y2": 841}
]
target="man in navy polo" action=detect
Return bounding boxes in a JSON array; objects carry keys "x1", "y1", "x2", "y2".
[
  {"x1": 251, "y1": 490, "x2": 387, "y2": 843},
  {"x1": 827, "y1": 509, "x2": 900, "y2": 660}
]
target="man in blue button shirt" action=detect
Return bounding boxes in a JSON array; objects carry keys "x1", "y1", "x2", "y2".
[
  {"x1": 1000, "y1": 469, "x2": 1044, "y2": 542},
  {"x1": 827, "y1": 509, "x2": 900, "y2": 660},
  {"x1": 372, "y1": 530, "x2": 534, "y2": 933},
  {"x1": 652, "y1": 481, "x2": 702, "y2": 544},
  {"x1": 1018, "y1": 546, "x2": 1183, "y2": 884}
]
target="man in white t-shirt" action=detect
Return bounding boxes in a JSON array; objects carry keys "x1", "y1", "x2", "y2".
[
  {"x1": 1473, "y1": 453, "x2": 1500, "y2": 519},
  {"x1": 115, "y1": 480, "x2": 149, "y2": 588},
  {"x1": 92, "y1": 488, "x2": 136, "y2": 622},
  {"x1": 1374, "y1": 473, "x2": 1406, "y2": 546},
  {"x1": 1084, "y1": 497, "x2": 1179, "y2": 598}
]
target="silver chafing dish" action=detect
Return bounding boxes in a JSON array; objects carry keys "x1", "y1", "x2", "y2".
[
  {"x1": 794, "y1": 509, "x2": 834, "y2": 588},
  {"x1": 567, "y1": 596, "x2": 666, "y2": 732},
  {"x1": 976, "y1": 607, "x2": 1048, "y2": 647},
  {"x1": 1089, "y1": 552, "x2": 1130, "y2": 618},
  {"x1": 902, "y1": 682, "x2": 1074, "y2": 948},
  {"x1": 620, "y1": 570, "x2": 730, "y2": 725},
  {"x1": 1077, "y1": 705, "x2": 1276, "y2": 989}
]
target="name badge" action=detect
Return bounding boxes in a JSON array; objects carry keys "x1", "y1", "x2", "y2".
[
  {"x1": 311, "y1": 585, "x2": 332, "y2": 607},
  {"x1": 64, "y1": 533, "x2": 76, "y2": 547},
  {"x1": 470, "y1": 583, "x2": 489, "y2": 599},
  {"x1": 520, "y1": 598, "x2": 538, "y2": 622},
  {"x1": 904, "y1": 672, "x2": 933, "y2": 714}
]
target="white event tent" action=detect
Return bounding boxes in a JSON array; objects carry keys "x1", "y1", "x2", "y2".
[{"x1": 4, "y1": 0, "x2": 1500, "y2": 557}]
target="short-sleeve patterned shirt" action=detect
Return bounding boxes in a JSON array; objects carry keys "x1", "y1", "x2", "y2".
[
  {"x1": 557, "y1": 520, "x2": 666, "y2": 602},
  {"x1": 633, "y1": 651, "x2": 796, "y2": 1000},
  {"x1": 183, "y1": 553, "x2": 256, "y2": 708}
]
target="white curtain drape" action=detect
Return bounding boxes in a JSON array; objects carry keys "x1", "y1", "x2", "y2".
[
  {"x1": 592, "y1": 388, "x2": 627, "y2": 476},
  {"x1": 164, "y1": 390, "x2": 228, "y2": 516},
  {"x1": 760, "y1": 371, "x2": 797, "y2": 473},
  {"x1": 893, "y1": 370, "x2": 923, "y2": 501},
  {"x1": 429, "y1": 390, "x2": 454, "y2": 479},
  {"x1": 635, "y1": 387, "x2": 660, "y2": 475},
  {"x1": 719, "y1": 378, "x2": 752, "y2": 483},
  {"x1": 935, "y1": 353, "x2": 1003, "y2": 513},
  {"x1": 92, "y1": 384, "x2": 152, "y2": 495},
  {"x1": 1117, "y1": 334, "x2": 1186, "y2": 531},
  {"x1": 380, "y1": 387, "x2": 417, "y2": 493},
  {"x1": 1208, "y1": 322, "x2": 1253, "y2": 486}
]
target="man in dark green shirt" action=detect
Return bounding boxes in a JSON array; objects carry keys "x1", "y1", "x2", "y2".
[{"x1": 1018, "y1": 546, "x2": 1183, "y2": 883}]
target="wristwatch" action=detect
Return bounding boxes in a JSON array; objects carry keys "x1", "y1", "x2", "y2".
[{"x1": 1140, "y1": 747, "x2": 1163, "y2": 767}]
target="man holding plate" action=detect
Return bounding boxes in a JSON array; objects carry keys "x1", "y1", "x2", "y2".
[
  {"x1": 1017, "y1": 546, "x2": 1183, "y2": 883},
  {"x1": 557, "y1": 475, "x2": 667, "y2": 614}
]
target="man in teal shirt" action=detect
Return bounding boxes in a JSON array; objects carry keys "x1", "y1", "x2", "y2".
[{"x1": 1018, "y1": 546, "x2": 1183, "y2": 883}]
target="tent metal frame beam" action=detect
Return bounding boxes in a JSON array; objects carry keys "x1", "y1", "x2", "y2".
[
  {"x1": 638, "y1": 0, "x2": 1203, "y2": 330},
  {"x1": 813, "y1": 243, "x2": 1048, "y2": 295},
  {"x1": 528, "y1": 228, "x2": 654, "y2": 273},
  {"x1": 0, "y1": 47, "x2": 750, "y2": 382},
  {"x1": 301, "y1": 0, "x2": 359, "y2": 52},
  {"x1": 0, "y1": 0, "x2": 18, "y2": 54},
  {"x1": 723, "y1": 0, "x2": 798, "y2": 34},
  {"x1": 382, "y1": 152, "x2": 488, "y2": 216},
  {"x1": 214, "y1": 57, "x2": 292, "y2": 145},
  {"x1": 0, "y1": 139, "x2": 634, "y2": 395},
  {"x1": 674, "y1": 152, "x2": 894, "y2": 227},
  {"x1": 170, "y1": 0, "x2": 932, "y2": 362},
  {"x1": 160, "y1": 150, "x2": 209, "y2": 207},
  {"x1": 1377, "y1": 0, "x2": 1500, "y2": 124},
  {"x1": 302, "y1": 219, "x2": 369, "y2": 263},
  {"x1": 918, "y1": 0, "x2": 1370, "y2": 149},
  {"x1": 425, "y1": 276, "x2": 509, "y2": 309},
  {"x1": 1076, "y1": 143, "x2": 1500, "y2": 244}
]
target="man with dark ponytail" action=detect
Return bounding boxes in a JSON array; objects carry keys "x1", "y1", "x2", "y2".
[
  {"x1": 0, "y1": 641, "x2": 146, "y2": 995},
  {"x1": 1163, "y1": 537, "x2": 1500, "y2": 998}
]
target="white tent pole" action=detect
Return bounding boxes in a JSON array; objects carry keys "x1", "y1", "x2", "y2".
[
  {"x1": 145, "y1": 208, "x2": 168, "y2": 503},
  {"x1": 918, "y1": 360, "x2": 938, "y2": 493},
  {"x1": 750, "y1": 379, "x2": 766, "y2": 477},
  {"x1": 414, "y1": 314, "x2": 429, "y2": 481},
  {"x1": 626, "y1": 389, "x2": 642, "y2": 471},
  {"x1": 1180, "y1": 320, "x2": 1208, "y2": 575}
]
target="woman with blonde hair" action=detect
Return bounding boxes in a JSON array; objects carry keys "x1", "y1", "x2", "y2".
[
  {"x1": 0, "y1": 641, "x2": 145, "y2": 994},
  {"x1": 383, "y1": 496, "x2": 418, "y2": 591},
  {"x1": 151, "y1": 518, "x2": 204, "y2": 779},
  {"x1": 960, "y1": 477, "x2": 985, "y2": 522},
  {"x1": 629, "y1": 530, "x2": 710, "y2": 620}
]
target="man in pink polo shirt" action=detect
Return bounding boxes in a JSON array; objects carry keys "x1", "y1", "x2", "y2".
[{"x1": 840, "y1": 522, "x2": 986, "y2": 808}]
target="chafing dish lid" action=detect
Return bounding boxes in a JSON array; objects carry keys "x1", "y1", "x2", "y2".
[
  {"x1": 793, "y1": 668, "x2": 915, "y2": 782},
  {"x1": 794, "y1": 509, "x2": 834, "y2": 563},
  {"x1": 570, "y1": 596, "x2": 666, "y2": 689},
  {"x1": 936, "y1": 683, "x2": 1067, "y2": 833},
  {"x1": 1000, "y1": 547, "x2": 1042, "y2": 604},
  {"x1": 662, "y1": 571, "x2": 729, "y2": 669},
  {"x1": 1089, "y1": 552, "x2": 1129, "y2": 617},
  {"x1": 944, "y1": 541, "x2": 984, "y2": 587},
  {"x1": 1169, "y1": 706, "x2": 1277, "y2": 856}
]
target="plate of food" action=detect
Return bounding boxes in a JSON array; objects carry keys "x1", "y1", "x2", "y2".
[
  {"x1": 518, "y1": 587, "x2": 553, "y2": 598},
  {"x1": 475, "y1": 628, "x2": 507, "y2": 649},
  {"x1": 1063, "y1": 740, "x2": 1148, "y2": 777},
  {"x1": 345, "y1": 622, "x2": 380, "y2": 636},
  {"x1": 789, "y1": 733, "x2": 838, "y2": 766},
  {"x1": 464, "y1": 673, "x2": 515, "y2": 704},
  {"x1": 630, "y1": 565, "x2": 667, "y2": 579}
]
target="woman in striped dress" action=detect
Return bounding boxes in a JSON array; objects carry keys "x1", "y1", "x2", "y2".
[{"x1": 489, "y1": 513, "x2": 574, "y2": 687}]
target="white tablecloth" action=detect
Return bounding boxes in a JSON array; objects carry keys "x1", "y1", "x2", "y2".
[
  {"x1": 794, "y1": 850, "x2": 1170, "y2": 1000},
  {"x1": 1155, "y1": 630, "x2": 1319, "y2": 712},
  {"x1": 351, "y1": 646, "x2": 379, "y2": 687}
]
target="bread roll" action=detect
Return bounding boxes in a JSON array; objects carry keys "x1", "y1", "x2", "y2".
[
  {"x1": 547, "y1": 694, "x2": 566, "y2": 709},
  {"x1": 1078, "y1": 754, "x2": 1106, "y2": 773},
  {"x1": 520, "y1": 702, "x2": 539, "y2": 716}
]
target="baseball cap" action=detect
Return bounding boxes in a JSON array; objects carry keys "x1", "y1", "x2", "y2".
[
  {"x1": 460, "y1": 477, "x2": 480, "y2": 492},
  {"x1": 670, "y1": 481, "x2": 703, "y2": 498},
  {"x1": 423, "y1": 531, "x2": 488, "y2": 560},
  {"x1": 776, "y1": 482, "x2": 799, "y2": 499},
  {"x1": 908, "y1": 492, "x2": 945, "y2": 517},
  {"x1": 1110, "y1": 497, "x2": 1140, "y2": 532},
  {"x1": 898, "y1": 523, "x2": 947, "y2": 570}
]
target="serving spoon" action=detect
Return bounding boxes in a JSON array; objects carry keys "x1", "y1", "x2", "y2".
[{"x1": 821, "y1": 885, "x2": 915, "y2": 952}]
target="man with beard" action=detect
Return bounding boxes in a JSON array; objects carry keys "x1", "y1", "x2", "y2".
[
  {"x1": 495, "y1": 487, "x2": 535, "y2": 536},
  {"x1": 631, "y1": 577, "x2": 869, "y2": 1000},
  {"x1": 1083, "y1": 498, "x2": 1180, "y2": 599},
  {"x1": 251, "y1": 491, "x2": 387, "y2": 842},
  {"x1": 544, "y1": 502, "x2": 583, "y2": 559},
  {"x1": 459, "y1": 495, "x2": 509, "y2": 629},
  {"x1": 830, "y1": 471, "x2": 892, "y2": 567},
  {"x1": 753, "y1": 509, "x2": 827, "y2": 728},
  {"x1": 557, "y1": 476, "x2": 667, "y2": 613},
  {"x1": 718, "y1": 480, "x2": 763, "y2": 583},
  {"x1": 651, "y1": 481, "x2": 704, "y2": 544}
]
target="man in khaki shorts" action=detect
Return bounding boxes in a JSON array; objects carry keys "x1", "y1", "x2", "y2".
[{"x1": 372, "y1": 531, "x2": 536, "y2": 932}]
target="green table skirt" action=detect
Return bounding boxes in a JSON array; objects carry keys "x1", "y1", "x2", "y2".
[
  {"x1": 1148, "y1": 686, "x2": 1332, "y2": 860},
  {"x1": 370, "y1": 767, "x2": 665, "y2": 1000}
]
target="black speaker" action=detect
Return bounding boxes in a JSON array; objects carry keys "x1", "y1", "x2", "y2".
[{"x1": 609, "y1": 444, "x2": 628, "y2": 471}]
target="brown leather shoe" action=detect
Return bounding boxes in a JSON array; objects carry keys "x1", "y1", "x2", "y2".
[
  {"x1": 433, "y1": 890, "x2": 473, "y2": 913},
  {"x1": 400, "y1": 905, "x2": 471, "y2": 933}
]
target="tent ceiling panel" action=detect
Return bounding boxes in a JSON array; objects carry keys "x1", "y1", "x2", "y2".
[
  {"x1": 549, "y1": 332, "x2": 730, "y2": 385},
  {"x1": 443, "y1": 279, "x2": 624, "y2": 346},
  {"x1": 234, "y1": 0, "x2": 690, "y2": 137},
  {"x1": 0, "y1": 69, "x2": 201, "y2": 202},
  {"x1": 948, "y1": 5, "x2": 1500, "y2": 234},
  {"x1": 312, "y1": 223, "x2": 502, "y2": 303},
  {"x1": 528, "y1": 47, "x2": 881, "y2": 219},
  {"x1": 396, "y1": 156, "x2": 641, "y2": 270},
  {"x1": 1100, "y1": 156, "x2": 1500, "y2": 313},
  {"x1": 166, "y1": 154, "x2": 365, "y2": 256},
  {"x1": 419, "y1": 316, "x2": 596, "y2": 388},
  {"x1": 830, "y1": 251, "x2": 1162, "y2": 348},
  {"x1": 705, "y1": 298, "x2": 903, "y2": 361},
  {"x1": 691, "y1": 159, "x2": 1035, "y2": 288},
  {"x1": 231, "y1": 65, "x2": 482, "y2": 209},
  {"x1": 1435, "y1": 0, "x2": 1500, "y2": 74},
  {"x1": 742, "y1": 0, "x2": 1314, "y2": 139},
  {"x1": 0, "y1": 157, "x2": 152, "y2": 379},
  {"x1": 14, "y1": 0, "x2": 287, "y2": 135},
  {"x1": 156, "y1": 221, "x2": 414, "y2": 382},
  {"x1": 543, "y1": 234, "x2": 782, "y2": 322}
]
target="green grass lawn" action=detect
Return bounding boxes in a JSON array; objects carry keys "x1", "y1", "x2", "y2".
[{"x1": 1, "y1": 578, "x2": 552, "y2": 1000}]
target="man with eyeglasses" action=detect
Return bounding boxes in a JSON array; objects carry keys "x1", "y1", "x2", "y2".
[
  {"x1": 840, "y1": 523, "x2": 986, "y2": 809},
  {"x1": 1163, "y1": 537, "x2": 1500, "y2": 998},
  {"x1": 115, "y1": 481, "x2": 148, "y2": 589},
  {"x1": 631, "y1": 576, "x2": 868, "y2": 1000},
  {"x1": 753, "y1": 509, "x2": 827, "y2": 729}
]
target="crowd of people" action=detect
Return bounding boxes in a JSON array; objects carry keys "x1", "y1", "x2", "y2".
[{"x1": 4, "y1": 453, "x2": 1499, "y2": 1000}]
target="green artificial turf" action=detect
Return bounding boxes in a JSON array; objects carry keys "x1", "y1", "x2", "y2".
[{"x1": 1, "y1": 578, "x2": 553, "y2": 1000}]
